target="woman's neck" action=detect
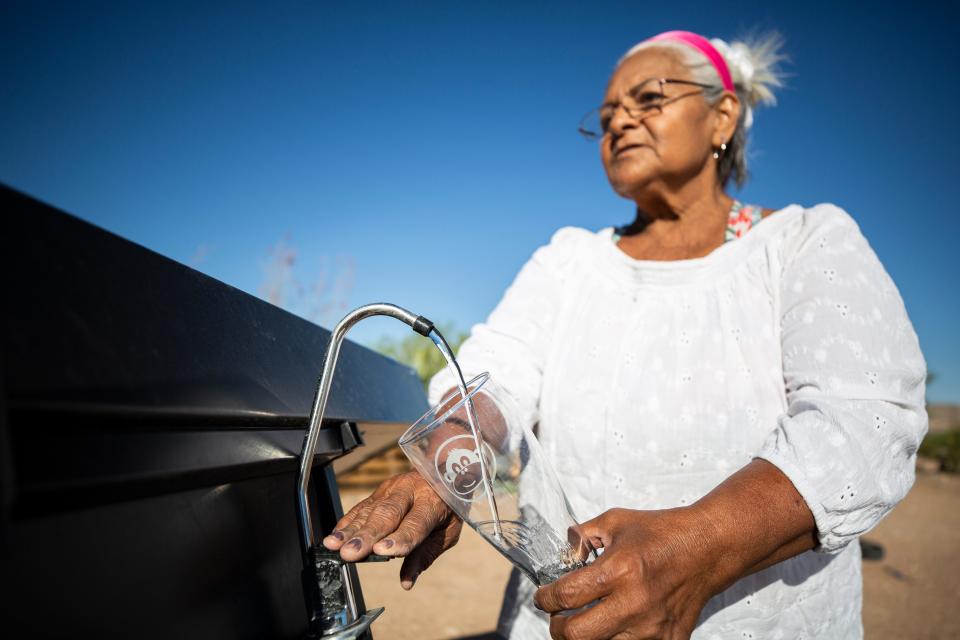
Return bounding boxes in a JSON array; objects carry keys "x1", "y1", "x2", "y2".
[{"x1": 618, "y1": 182, "x2": 733, "y2": 261}]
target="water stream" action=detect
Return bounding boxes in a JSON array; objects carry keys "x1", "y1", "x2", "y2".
[
  {"x1": 429, "y1": 329, "x2": 503, "y2": 541},
  {"x1": 474, "y1": 519, "x2": 586, "y2": 586}
]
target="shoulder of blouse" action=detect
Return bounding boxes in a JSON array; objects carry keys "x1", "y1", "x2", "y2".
[
  {"x1": 780, "y1": 203, "x2": 864, "y2": 264},
  {"x1": 796, "y1": 202, "x2": 858, "y2": 229},
  {"x1": 526, "y1": 226, "x2": 600, "y2": 273},
  {"x1": 543, "y1": 225, "x2": 598, "y2": 253}
]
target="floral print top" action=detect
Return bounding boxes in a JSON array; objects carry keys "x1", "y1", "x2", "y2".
[{"x1": 725, "y1": 200, "x2": 763, "y2": 241}]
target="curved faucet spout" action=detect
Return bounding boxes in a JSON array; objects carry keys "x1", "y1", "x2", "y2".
[{"x1": 297, "y1": 303, "x2": 434, "y2": 556}]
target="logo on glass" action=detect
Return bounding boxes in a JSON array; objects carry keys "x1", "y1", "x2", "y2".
[{"x1": 435, "y1": 435, "x2": 497, "y2": 502}]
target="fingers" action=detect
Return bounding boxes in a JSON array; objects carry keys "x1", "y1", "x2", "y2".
[
  {"x1": 322, "y1": 497, "x2": 374, "y2": 550},
  {"x1": 574, "y1": 510, "x2": 618, "y2": 550},
  {"x1": 372, "y1": 491, "x2": 453, "y2": 556},
  {"x1": 398, "y1": 534, "x2": 441, "y2": 590},
  {"x1": 535, "y1": 556, "x2": 617, "y2": 613},
  {"x1": 398, "y1": 517, "x2": 463, "y2": 590},
  {"x1": 548, "y1": 595, "x2": 652, "y2": 640},
  {"x1": 335, "y1": 489, "x2": 415, "y2": 561},
  {"x1": 320, "y1": 472, "x2": 457, "y2": 563},
  {"x1": 316, "y1": 472, "x2": 463, "y2": 590}
]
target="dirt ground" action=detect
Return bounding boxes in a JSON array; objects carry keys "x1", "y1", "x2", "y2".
[
  {"x1": 861, "y1": 470, "x2": 960, "y2": 639},
  {"x1": 342, "y1": 469, "x2": 960, "y2": 640}
]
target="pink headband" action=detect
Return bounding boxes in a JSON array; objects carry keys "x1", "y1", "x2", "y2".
[{"x1": 646, "y1": 30, "x2": 735, "y2": 93}]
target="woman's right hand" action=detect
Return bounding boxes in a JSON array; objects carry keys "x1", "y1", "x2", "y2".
[{"x1": 322, "y1": 471, "x2": 463, "y2": 589}]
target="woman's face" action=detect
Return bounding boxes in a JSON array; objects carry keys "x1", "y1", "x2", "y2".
[{"x1": 600, "y1": 48, "x2": 718, "y2": 200}]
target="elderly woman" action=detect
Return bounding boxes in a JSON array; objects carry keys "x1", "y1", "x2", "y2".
[{"x1": 324, "y1": 30, "x2": 927, "y2": 639}]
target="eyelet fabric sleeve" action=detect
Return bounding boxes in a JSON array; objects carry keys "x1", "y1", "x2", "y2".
[{"x1": 756, "y1": 204, "x2": 928, "y2": 553}]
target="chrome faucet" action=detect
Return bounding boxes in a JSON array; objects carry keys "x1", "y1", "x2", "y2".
[{"x1": 297, "y1": 303, "x2": 435, "y2": 638}]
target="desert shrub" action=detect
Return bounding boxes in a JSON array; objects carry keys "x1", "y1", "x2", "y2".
[{"x1": 919, "y1": 429, "x2": 960, "y2": 473}]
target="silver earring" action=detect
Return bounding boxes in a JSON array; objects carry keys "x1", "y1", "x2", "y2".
[{"x1": 713, "y1": 142, "x2": 727, "y2": 160}]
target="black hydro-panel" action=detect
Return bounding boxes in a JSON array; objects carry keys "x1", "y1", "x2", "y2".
[
  {"x1": 8, "y1": 474, "x2": 309, "y2": 639},
  {"x1": 1, "y1": 185, "x2": 425, "y2": 427},
  {"x1": 0, "y1": 185, "x2": 428, "y2": 638}
]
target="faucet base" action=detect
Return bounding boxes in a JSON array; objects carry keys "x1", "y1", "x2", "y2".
[
  {"x1": 304, "y1": 546, "x2": 392, "y2": 639},
  {"x1": 305, "y1": 607, "x2": 383, "y2": 640}
]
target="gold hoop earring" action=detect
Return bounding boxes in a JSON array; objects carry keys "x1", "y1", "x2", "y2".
[{"x1": 713, "y1": 142, "x2": 727, "y2": 160}]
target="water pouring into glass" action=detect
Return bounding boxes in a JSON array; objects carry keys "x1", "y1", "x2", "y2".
[{"x1": 399, "y1": 369, "x2": 597, "y2": 586}]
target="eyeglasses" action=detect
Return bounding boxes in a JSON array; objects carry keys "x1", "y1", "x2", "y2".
[{"x1": 577, "y1": 78, "x2": 718, "y2": 141}]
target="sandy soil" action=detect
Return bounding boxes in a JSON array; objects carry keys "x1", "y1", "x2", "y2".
[
  {"x1": 342, "y1": 469, "x2": 960, "y2": 640},
  {"x1": 861, "y1": 471, "x2": 960, "y2": 639}
]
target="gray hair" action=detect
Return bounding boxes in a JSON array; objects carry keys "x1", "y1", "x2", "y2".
[{"x1": 620, "y1": 33, "x2": 786, "y2": 188}]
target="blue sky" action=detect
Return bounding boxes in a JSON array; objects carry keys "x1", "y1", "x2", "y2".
[{"x1": 2, "y1": 2, "x2": 958, "y2": 403}]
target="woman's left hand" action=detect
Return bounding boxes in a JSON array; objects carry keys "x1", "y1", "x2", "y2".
[{"x1": 534, "y1": 506, "x2": 724, "y2": 640}]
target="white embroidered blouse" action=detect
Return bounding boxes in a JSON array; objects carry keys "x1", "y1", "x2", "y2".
[{"x1": 428, "y1": 203, "x2": 928, "y2": 639}]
